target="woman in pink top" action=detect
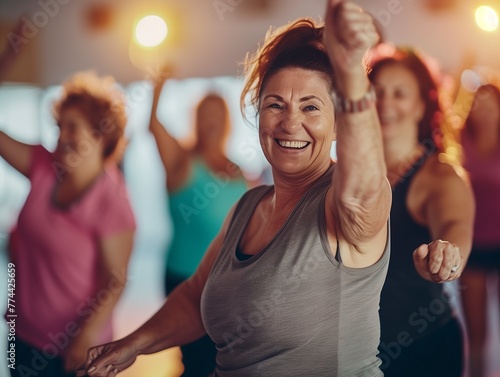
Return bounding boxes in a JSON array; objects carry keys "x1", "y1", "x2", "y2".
[
  {"x1": 1, "y1": 72, "x2": 136, "y2": 377},
  {"x1": 460, "y1": 83, "x2": 500, "y2": 377}
]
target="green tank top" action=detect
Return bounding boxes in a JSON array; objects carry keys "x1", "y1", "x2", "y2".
[{"x1": 166, "y1": 160, "x2": 247, "y2": 278}]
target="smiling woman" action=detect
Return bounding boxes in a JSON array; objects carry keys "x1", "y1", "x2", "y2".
[
  {"x1": 78, "y1": 2, "x2": 392, "y2": 376},
  {"x1": 257, "y1": 68, "x2": 335, "y2": 175}
]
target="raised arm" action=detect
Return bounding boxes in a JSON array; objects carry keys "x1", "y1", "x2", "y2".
[
  {"x1": 149, "y1": 75, "x2": 190, "y2": 191},
  {"x1": 78, "y1": 204, "x2": 235, "y2": 377},
  {"x1": 413, "y1": 160, "x2": 474, "y2": 282},
  {"x1": 0, "y1": 19, "x2": 34, "y2": 177},
  {"x1": 0, "y1": 131, "x2": 33, "y2": 178},
  {"x1": 324, "y1": 1, "x2": 391, "y2": 255}
]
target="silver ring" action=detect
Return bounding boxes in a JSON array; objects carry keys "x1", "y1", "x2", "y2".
[{"x1": 450, "y1": 265, "x2": 459, "y2": 273}]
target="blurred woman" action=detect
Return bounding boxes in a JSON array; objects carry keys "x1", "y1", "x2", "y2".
[
  {"x1": 368, "y1": 47, "x2": 474, "y2": 377},
  {"x1": 1, "y1": 71, "x2": 136, "y2": 377},
  {"x1": 149, "y1": 75, "x2": 248, "y2": 376},
  {"x1": 460, "y1": 83, "x2": 500, "y2": 377}
]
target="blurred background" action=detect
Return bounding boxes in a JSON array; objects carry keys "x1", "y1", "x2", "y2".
[
  {"x1": 0, "y1": 0, "x2": 499, "y2": 85},
  {"x1": 0, "y1": 0, "x2": 499, "y2": 376}
]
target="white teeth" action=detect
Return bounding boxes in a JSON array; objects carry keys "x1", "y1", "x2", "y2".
[{"x1": 277, "y1": 140, "x2": 309, "y2": 149}]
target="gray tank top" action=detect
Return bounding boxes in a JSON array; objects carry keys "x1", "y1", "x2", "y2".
[{"x1": 201, "y1": 166, "x2": 390, "y2": 377}]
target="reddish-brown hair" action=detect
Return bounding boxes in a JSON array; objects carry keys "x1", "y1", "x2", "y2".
[
  {"x1": 240, "y1": 18, "x2": 335, "y2": 123},
  {"x1": 368, "y1": 47, "x2": 443, "y2": 150},
  {"x1": 53, "y1": 71, "x2": 127, "y2": 159}
]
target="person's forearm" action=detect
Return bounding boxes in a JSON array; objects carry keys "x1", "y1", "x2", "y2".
[
  {"x1": 0, "y1": 131, "x2": 33, "y2": 177},
  {"x1": 335, "y1": 108, "x2": 387, "y2": 199},
  {"x1": 76, "y1": 275, "x2": 127, "y2": 344},
  {"x1": 149, "y1": 89, "x2": 162, "y2": 132},
  {"x1": 124, "y1": 280, "x2": 206, "y2": 356},
  {"x1": 334, "y1": 72, "x2": 388, "y2": 213}
]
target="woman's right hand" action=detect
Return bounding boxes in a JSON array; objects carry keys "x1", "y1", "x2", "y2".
[
  {"x1": 324, "y1": 0, "x2": 378, "y2": 96},
  {"x1": 76, "y1": 338, "x2": 139, "y2": 377}
]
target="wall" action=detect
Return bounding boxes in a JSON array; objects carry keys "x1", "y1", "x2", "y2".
[{"x1": 0, "y1": 0, "x2": 498, "y2": 87}]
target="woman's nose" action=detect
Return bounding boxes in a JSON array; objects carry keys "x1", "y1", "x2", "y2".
[{"x1": 281, "y1": 110, "x2": 303, "y2": 132}]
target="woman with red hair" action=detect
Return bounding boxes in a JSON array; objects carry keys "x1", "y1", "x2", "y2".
[{"x1": 368, "y1": 47, "x2": 474, "y2": 376}]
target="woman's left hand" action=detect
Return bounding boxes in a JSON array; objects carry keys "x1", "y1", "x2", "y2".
[{"x1": 413, "y1": 240, "x2": 463, "y2": 283}]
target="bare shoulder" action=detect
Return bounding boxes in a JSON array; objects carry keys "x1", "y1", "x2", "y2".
[
  {"x1": 419, "y1": 153, "x2": 471, "y2": 199},
  {"x1": 420, "y1": 153, "x2": 464, "y2": 184}
]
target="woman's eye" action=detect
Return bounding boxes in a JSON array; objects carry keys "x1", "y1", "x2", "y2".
[
  {"x1": 304, "y1": 105, "x2": 318, "y2": 111},
  {"x1": 269, "y1": 103, "x2": 283, "y2": 109}
]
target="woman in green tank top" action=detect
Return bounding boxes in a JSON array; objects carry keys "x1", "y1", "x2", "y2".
[{"x1": 149, "y1": 74, "x2": 248, "y2": 377}]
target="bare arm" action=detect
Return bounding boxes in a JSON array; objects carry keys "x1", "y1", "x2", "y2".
[
  {"x1": 0, "y1": 131, "x2": 33, "y2": 177},
  {"x1": 324, "y1": 1, "x2": 391, "y2": 256},
  {"x1": 149, "y1": 77, "x2": 190, "y2": 191},
  {"x1": 64, "y1": 230, "x2": 135, "y2": 372},
  {"x1": 413, "y1": 161, "x2": 474, "y2": 282},
  {"x1": 0, "y1": 19, "x2": 33, "y2": 177},
  {"x1": 79, "y1": 205, "x2": 236, "y2": 376}
]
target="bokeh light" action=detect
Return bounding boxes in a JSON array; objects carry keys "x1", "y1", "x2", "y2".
[
  {"x1": 475, "y1": 6, "x2": 499, "y2": 32},
  {"x1": 461, "y1": 69, "x2": 482, "y2": 92},
  {"x1": 135, "y1": 15, "x2": 168, "y2": 47}
]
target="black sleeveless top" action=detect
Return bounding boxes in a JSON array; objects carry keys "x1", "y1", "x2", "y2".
[{"x1": 379, "y1": 152, "x2": 453, "y2": 345}]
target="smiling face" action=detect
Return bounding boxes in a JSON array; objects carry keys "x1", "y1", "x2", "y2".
[
  {"x1": 258, "y1": 67, "x2": 335, "y2": 178},
  {"x1": 372, "y1": 63, "x2": 424, "y2": 144},
  {"x1": 55, "y1": 106, "x2": 104, "y2": 164}
]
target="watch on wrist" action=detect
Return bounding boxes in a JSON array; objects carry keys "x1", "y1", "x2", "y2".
[{"x1": 334, "y1": 85, "x2": 376, "y2": 114}]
